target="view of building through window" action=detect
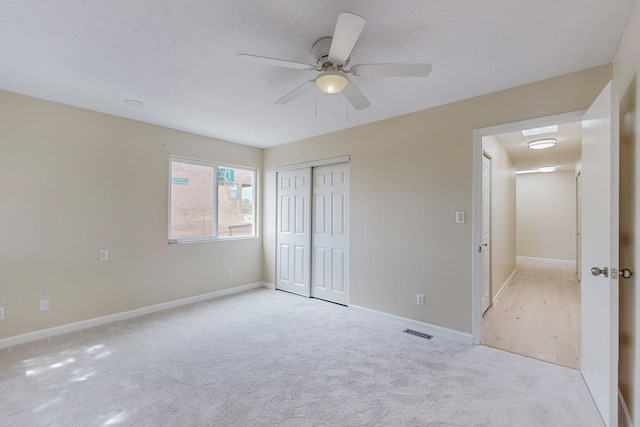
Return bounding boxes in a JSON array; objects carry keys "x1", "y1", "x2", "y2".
[
  {"x1": 217, "y1": 167, "x2": 253, "y2": 237},
  {"x1": 170, "y1": 159, "x2": 255, "y2": 240}
]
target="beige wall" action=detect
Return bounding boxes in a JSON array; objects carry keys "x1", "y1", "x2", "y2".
[
  {"x1": 263, "y1": 65, "x2": 611, "y2": 334},
  {"x1": 0, "y1": 90, "x2": 263, "y2": 339},
  {"x1": 0, "y1": 10, "x2": 635, "y2": 413},
  {"x1": 614, "y1": 0, "x2": 640, "y2": 422},
  {"x1": 516, "y1": 171, "x2": 577, "y2": 261},
  {"x1": 482, "y1": 135, "x2": 517, "y2": 299}
]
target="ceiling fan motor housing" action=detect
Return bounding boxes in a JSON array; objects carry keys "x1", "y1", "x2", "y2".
[{"x1": 312, "y1": 37, "x2": 344, "y2": 70}]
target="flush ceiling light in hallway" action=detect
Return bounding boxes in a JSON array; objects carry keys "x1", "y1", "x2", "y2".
[
  {"x1": 537, "y1": 166, "x2": 557, "y2": 172},
  {"x1": 515, "y1": 166, "x2": 558, "y2": 174},
  {"x1": 528, "y1": 138, "x2": 557, "y2": 150}
]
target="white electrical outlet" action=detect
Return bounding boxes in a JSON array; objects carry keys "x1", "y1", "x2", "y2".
[
  {"x1": 40, "y1": 299, "x2": 50, "y2": 312},
  {"x1": 227, "y1": 269, "x2": 232, "y2": 278},
  {"x1": 0, "y1": 307, "x2": 4, "y2": 320},
  {"x1": 417, "y1": 294, "x2": 424, "y2": 306},
  {"x1": 100, "y1": 250, "x2": 108, "y2": 261}
]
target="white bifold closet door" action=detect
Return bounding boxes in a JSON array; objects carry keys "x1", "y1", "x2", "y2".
[
  {"x1": 311, "y1": 163, "x2": 349, "y2": 305},
  {"x1": 276, "y1": 162, "x2": 349, "y2": 305},
  {"x1": 276, "y1": 168, "x2": 312, "y2": 297}
]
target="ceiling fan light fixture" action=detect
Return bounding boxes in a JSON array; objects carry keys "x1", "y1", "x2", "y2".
[
  {"x1": 528, "y1": 138, "x2": 557, "y2": 150},
  {"x1": 315, "y1": 71, "x2": 349, "y2": 94}
]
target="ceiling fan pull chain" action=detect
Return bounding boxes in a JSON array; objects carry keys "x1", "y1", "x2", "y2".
[
  {"x1": 314, "y1": 89, "x2": 317, "y2": 117},
  {"x1": 346, "y1": 98, "x2": 349, "y2": 122}
]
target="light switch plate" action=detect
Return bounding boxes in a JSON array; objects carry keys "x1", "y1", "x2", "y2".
[
  {"x1": 40, "y1": 299, "x2": 49, "y2": 312},
  {"x1": 455, "y1": 211, "x2": 465, "y2": 223}
]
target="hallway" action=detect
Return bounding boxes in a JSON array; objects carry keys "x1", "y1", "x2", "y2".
[{"x1": 482, "y1": 259, "x2": 581, "y2": 369}]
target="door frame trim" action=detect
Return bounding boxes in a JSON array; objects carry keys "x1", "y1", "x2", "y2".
[
  {"x1": 481, "y1": 151, "x2": 492, "y2": 315},
  {"x1": 275, "y1": 155, "x2": 350, "y2": 172},
  {"x1": 471, "y1": 110, "x2": 585, "y2": 344}
]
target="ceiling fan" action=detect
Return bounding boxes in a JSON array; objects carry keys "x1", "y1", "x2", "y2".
[{"x1": 237, "y1": 12, "x2": 432, "y2": 110}]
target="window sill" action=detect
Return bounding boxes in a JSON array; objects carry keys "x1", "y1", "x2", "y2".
[{"x1": 168, "y1": 235, "x2": 258, "y2": 244}]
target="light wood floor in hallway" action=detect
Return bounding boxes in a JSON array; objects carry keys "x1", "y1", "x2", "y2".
[{"x1": 482, "y1": 259, "x2": 581, "y2": 369}]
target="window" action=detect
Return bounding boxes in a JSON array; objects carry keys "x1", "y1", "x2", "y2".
[
  {"x1": 229, "y1": 183, "x2": 238, "y2": 199},
  {"x1": 169, "y1": 157, "x2": 256, "y2": 242}
]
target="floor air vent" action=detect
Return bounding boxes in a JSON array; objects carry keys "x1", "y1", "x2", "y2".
[{"x1": 403, "y1": 329, "x2": 434, "y2": 340}]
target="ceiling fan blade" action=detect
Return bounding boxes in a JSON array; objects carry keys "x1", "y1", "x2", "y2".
[
  {"x1": 237, "y1": 54, "x2": 316, "y2": 71},
  {"x1": 275, "y1": 80, "x2": 316, "y2": 105},
  {"x1": 328, "y1": 12, "x2": 366, "y2": 64},
  {"x1": 351, "y1": 63, "x2": 432, "y2": 77},
  {"x1": 343, "y1": 81, "x2": 371, "y2": 110}
]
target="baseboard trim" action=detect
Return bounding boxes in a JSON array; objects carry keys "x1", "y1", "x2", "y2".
[
  {"x1": 0, "y1": 282, "x2": 265, "y2": 350},
  {"x1": 493, "y1": 268, "x2": 518, "y2": 305},
  {"x1": 261, "y1": 282, "x2": 276, "y2": 290},
  {"x1": 517, "y1": 256, "x2": 576, "y2": 266},
  {"x1": 620, "y1": 388, "x2": 633, "y2": 427},
  {"x1": 349, "y1": 304, "x2": 472, "y2": 344}
]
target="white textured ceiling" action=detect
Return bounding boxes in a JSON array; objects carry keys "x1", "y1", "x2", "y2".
[{"x1": 0, "y1": 1, "x2": 634, "y2": 148}]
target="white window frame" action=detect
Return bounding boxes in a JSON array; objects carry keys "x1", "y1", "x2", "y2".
[{"x1": 168, "y1": 156, "x2": 257, "y2": 243}]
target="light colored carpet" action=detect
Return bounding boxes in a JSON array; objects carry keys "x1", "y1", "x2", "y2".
[{"x1": 0, "y1": 288, "x2": 604, "y2": 426}]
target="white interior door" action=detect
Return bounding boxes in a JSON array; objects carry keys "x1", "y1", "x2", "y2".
[
  {"x1": 311, "y1": 163, "x2": 349, "y2": 305},
  {"x1": 481, "y1": 154, "x2": 491, "y2": 314},
  {"x1": 276, "y1": 168, "x2": 311, "y2": 297},
  {"x1": 580, "y1": 80, "x2": 619, "y2": 427}
]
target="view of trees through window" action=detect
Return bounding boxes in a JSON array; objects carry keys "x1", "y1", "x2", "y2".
[{"x1": 170, "y1": 159, "x2": 255, "y2": 240}]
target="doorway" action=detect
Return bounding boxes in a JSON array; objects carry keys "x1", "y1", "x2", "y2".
[
  {"x1": 473, "y1": 82, "x2": 621, "y2": 426},
  {"x1": 275, "y1": 158, "x2": 350, "y2": 306},
  {"x1": 480, "y1": 121, "x2": 582, "y2": 368},
  {"x1": 472, "y1": 112, "x2": 584, "y2": 355}
]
